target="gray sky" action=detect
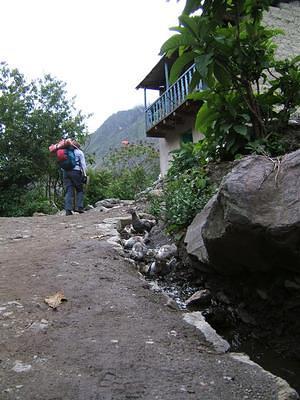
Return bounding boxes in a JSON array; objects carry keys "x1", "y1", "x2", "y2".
[{"x1": 0, "y1": 0, "x2": 183, "y2": 132}]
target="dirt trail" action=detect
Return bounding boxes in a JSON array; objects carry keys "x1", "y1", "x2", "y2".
[{"x1": 0, "y1": 207, "x2": 296, "y2": 400}]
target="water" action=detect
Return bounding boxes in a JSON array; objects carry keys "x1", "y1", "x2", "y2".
[{"x1": 150, "y1": 275, "x2": 300, "y2": 395}]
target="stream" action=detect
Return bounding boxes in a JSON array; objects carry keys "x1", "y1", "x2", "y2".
[
  {"x1": 148, "y1": 269, "x2": 300, "y2": 395},
  {"x1": 120, "y1": 217, "x2": 300, "y2": 395}
]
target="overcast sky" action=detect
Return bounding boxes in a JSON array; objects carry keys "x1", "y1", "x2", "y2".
[{"x1": 0, "y1": 0, "x2": 183, "y2": 132}]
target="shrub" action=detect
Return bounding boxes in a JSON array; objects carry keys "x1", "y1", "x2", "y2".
[
  {"x1": 0, "y1": 185, "x2": 57, "y2": 217},
  {"x1": 84, "y1": 168, "x2": 112, "y2": 205},
  {"x1": 164, "y1": 167, "x2": 216, "y2": 233}
]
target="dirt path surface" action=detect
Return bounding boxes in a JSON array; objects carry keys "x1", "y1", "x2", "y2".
[{"x1": 0, "y1": 207, "x2": 296, "y2": 400}]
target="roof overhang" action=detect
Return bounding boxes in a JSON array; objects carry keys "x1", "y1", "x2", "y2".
[{"x1": 136, "y1": 53, "x2": 178, "y2": 91}]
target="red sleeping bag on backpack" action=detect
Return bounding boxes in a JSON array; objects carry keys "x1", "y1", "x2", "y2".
[
  {"x1": 49, "y1": 139, "x2": 78, "y2": 171},
  {"x1": 48, "y1": 138, "x2": 75, "y2": 153}
]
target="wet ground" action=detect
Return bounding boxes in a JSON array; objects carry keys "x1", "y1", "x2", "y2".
[{"x1": 149, "y1": 265, "x2": 300, "y2": 395}]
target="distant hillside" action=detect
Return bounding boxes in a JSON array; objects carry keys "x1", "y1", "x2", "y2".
[{"x1": 84, "y1": 106, "x2": 156, "y2": 167}]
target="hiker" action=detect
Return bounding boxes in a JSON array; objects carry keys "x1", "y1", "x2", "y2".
[{"x1": 63, "y1": 140, "x2": 87, "y2": 216}]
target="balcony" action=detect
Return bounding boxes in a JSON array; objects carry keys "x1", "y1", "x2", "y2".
[{"x1": 145, "y1": 63, "x2": 203, "y2": 137}]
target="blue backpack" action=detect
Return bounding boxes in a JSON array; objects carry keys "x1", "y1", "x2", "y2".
[{"x1": 57, "y1": 148, "x2": 77, "y2": 171}]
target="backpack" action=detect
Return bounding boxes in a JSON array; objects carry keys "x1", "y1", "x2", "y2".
[{"x1": 56, "y1": 148, "x2": 77, "y2": 171}]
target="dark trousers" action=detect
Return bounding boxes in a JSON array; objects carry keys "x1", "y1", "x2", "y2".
[{"x1": 63, "y1": 170, "x2": 84, "y2": 211}]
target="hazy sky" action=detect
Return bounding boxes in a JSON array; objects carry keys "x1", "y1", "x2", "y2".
[{"x1": 0, "y1": 0, "x2": 184, "y2": 132}]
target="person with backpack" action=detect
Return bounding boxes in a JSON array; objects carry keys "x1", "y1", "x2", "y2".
[
  {"x1": 49, "y1": 138, "x2": 87, "y2": 216},
  {"x1": 62, "y1": 140, "x2": 87, "y2": 216}
]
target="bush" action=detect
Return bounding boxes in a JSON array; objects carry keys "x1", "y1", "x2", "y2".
[
  {"x1": 164, "y1": 167, "x2": 216, "y2": 233},
  {"x1": 0, "y1": 185, "x2": 57, "y2": 217},
  {"x1": 84, "y1": 168, "x2": 112, "y2": 205},
  {"x1": 105, "y1": 167, "x2": 152, "y2": 200},
  {"x1": 85, "y1": 144, "x2": 160, "y2": 205}
]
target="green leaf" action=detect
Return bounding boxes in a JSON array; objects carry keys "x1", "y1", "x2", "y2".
[
  {"x1": 213, "y1": 62, "x2": 231, "y2": 85},
  {"x1": 195, "y1": 53, "x2": 213, "y2": 79},
  {"x1": 219, "y1": 122, "x2": 232, "y2": 133},
  {"x1": 195, "y1": 102, "x2": 217, "y2": 133},
  {"x1": 160, "y1": 33, "x2": 195, "y2": 56},
  {"x1": 187, "y1": 89, "x2": 210, "y2": 102},
  {"x1": 179, "y1": 14, "x2": 199, "y2": 38},
  {"x1": 291, "y1": 55, "x2": 300, "y2": 65},
  {"x1": 233, "y1": 125, "x2": 248, "y2": 137},
  {"x1": 188, "y1": 70, "x2": 202, "y2": 91},
  {"x1": 182, "y1": 0, "x2": 201, "y2": 16},
  {"x1": 169, "y1": 51, "x2": 196, "y2": 84}
]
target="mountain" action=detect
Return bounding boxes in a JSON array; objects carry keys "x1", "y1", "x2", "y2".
[{"x1": 84, "y1": 106, "x2": 156, "y2": 167}]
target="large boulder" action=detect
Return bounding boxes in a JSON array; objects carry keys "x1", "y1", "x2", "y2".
[{"x1": 185, "y1": 150, "x2": 300, "y2": 274}]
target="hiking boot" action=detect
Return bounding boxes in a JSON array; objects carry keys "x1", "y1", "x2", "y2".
[
  {"x1": 66, "y1": 210, "x2": 73, "y2": 216},
  {"x1": 75, "y1": 208, "x2": 85, "y2": 214}
]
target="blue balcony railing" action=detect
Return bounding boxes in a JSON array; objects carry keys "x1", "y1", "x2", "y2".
[{"x1": 145, "y1": 63, "x2": 203, "y2": 131}]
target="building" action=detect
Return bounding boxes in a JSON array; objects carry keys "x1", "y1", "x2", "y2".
[{"x1": 136, "y1": 1, "x2": 300, "y2": 176}]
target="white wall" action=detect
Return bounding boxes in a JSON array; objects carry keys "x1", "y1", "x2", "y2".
[
  {"x1": 159, "y1": 117, "x2": 204, "y2": 176},
  {"x1": 159, "y1": 135, "x2": 181, "y2": 176}
]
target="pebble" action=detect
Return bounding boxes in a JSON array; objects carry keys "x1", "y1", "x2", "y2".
[{"x1": 12, "y1": 361, "x2": 32, "y2": 373}]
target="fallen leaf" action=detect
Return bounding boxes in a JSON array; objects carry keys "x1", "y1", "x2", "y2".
[{"x1": 44, "y1": 292, "x2": 67, "y2": 309}]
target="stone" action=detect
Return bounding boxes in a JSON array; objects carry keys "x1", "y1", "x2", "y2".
[
  {"x1": 116, "y1": 217, "x2": 132, "y2": 232},
  {"x1": 95, "y1": 198, "x2": 120, "y2": 208},
  {"x1": 237, "y1": 308, "x2": 256, "y2": 325},
  {"x1": 256, "y1": 289, "x2": 268, "y2": 300},
  {"x1": 184, "y1": 195, "x2": 216, "y2": 265},
  {"x1": 284, "y1": 280, "x2": 300, "y2": 290},
  {"x1": 185, "y1": 150, "x2": 300, "y2": 274},
  {"x1": 148, "y1": 188, "x2": 163, "y2": 198},
  {"x1": 183, "y1": 312, "x2": 230, "y2": 353},
  {"x1": 185, "y1": 289, "x2": 212, "y2": 308},
  {"x1": 216, "y1": 291, "x2": 231, "y2": 304}
]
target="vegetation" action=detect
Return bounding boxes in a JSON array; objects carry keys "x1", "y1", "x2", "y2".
[
  {"x1": 85, "y1": 143, "x2": 160, "y2": 204},
  {"x1": 147, "y1": 143, "x2": 216, "y2": 233},
  {"x1": 161, "y1": 0, "x2": 300, "y2": 160},
  {"x1": 0, "y1": 63, "x2": 158, "y2": 217},
  {"x1": 155, "y1": 0, "x2": 300, "y2": 232},
  {"x1": 0, "y1": 62, "x2": 88, "y2": 216}
]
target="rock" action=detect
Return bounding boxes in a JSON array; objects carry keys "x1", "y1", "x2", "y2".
[
  {"x1": 284, "y1": 280, "x2": 300, "y2": 290},
  {"x1": 148, "y1": 188, "x2": 163, "y2": 198},
  {"x1": 120, "y1": 200, "x2": 135, "y2": 206},
  {"x1": 155, "y1": 244, "x2": 178, "y2": 261},
  {"x1": 95, "y1": 198, "x2": 120, "y2": 208},
  {"x1": 184, "y1": 312, "x2": 230, "y2": 353},
  {"x1": 215, "y1": 291, "x2": 231, "y2": 305},
  {"x1": 139, "y1": 264, "x2": 150, "y2": 275},
  {"x1": 185, "y1": 196, "x2": 216, "y2": 265},
  {"x1": 130, "y1": 242, "x2": 147, "y2": 261},
  {"x1": 148, "y1": 260, "x2": 174, "y2": 276},
  {"x1": 237, "y1": 308, "x2": 256, "y2": 325},
  {"x1": 97, "y1": 206, "x2": 109, "y2": 212},
  {"x1": 116, "y1": 217, "x2": 133, "y2": 232},
  {"x1": 123, "y1": 236, "x2": 145, "y2": 250},
  {"x1": 256, "y1": 289, "x2": 268, "y2": 300},
  {"x1": 185, "y1": 150, "x2": 300, "y2": 274},
  {"x1": 185, "y1": 289, "x2": 212, "y2": 308}
]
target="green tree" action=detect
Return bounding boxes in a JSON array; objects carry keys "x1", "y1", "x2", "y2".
[
  {"x1": 0, "y1": 62, "x2": 88, "y2": 216},
  {"x1": 161, "y1": 0, "x2": 300, "y2": 160},
  {"x1": 103, "y1": 143, "x2": 160, "y2": 200}
]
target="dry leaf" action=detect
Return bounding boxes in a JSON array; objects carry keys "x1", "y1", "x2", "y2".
[{"x1": 44, "y1": 292, "x2": 67, "y2": 309}]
